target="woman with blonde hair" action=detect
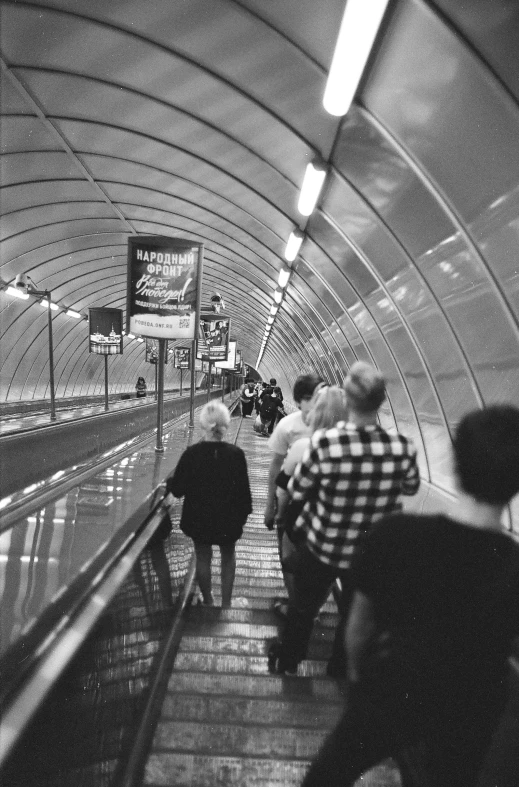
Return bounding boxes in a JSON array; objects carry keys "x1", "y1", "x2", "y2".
[{"x1": 165, "y1": 401, "x2": 252, "y2": 607}]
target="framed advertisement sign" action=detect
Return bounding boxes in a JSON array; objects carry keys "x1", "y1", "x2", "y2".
[
  {"x1": 215, "y1": 340, "x2": 236, "y2": 370},
  {"x1": 146, "y1": 338, "x2": 168, "y2": 364},
  {"x1": 174, "y1": 347, "x2": 191, "y2": 369},
  {"x1": 127, "y1": 236, "x2": 203, "y2": 340},
  {"x1": 199, "y1": 315, "x2": 230, "y2": 362},
  {"x1": 235, "y1": 349, "x2": 242, "y2": 371},
  {"x1": 89, "y1": 308, "x2": 123, "y2": 355}
]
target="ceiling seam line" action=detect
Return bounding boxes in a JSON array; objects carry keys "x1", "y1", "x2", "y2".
[{"x1": 0, "y1": 57, "x2": 136, "y2": 234}]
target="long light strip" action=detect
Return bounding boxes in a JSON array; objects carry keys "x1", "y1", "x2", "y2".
[
  {"x1": 6, "y1": 286, "x2": 29, "y2": 300},
  {"x1": 278, "y1": 269, "x2": 290, "y2": 288},
  {"x1": 66, "y1": 309, "x2": 81, "y2": 319},
  {"x1": 323, "y1": 0, "x2": 391, "y2": 117},
  {"x1": 284, "y1": 230, "x2": 303, "y2": 262},
  {"x1": 40, "y1": 299, "x2": 59, "y2": 311},
  {"x1": 273, "y1": 290, "x2": 282, "y2": 304},
  {"x1": 298, "y1": 160, "x2": 327, "y2": 216}
]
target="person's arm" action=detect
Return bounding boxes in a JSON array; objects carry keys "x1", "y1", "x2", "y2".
[
  {"x1": 165, "y1": 449, "x2": 190, "y2": 498},
  {"x1": 402, "y1": 443, "x2": 420, "y2": 496},
  {"x1": 236, "y1": 451, "x2": 253, "y2": 518},
  {"x1": 264, "y1": 452, "x2": 284, "y2": 528},
  {"x1": 345, "y1": 591, "x2": 378, "y2": 684}
]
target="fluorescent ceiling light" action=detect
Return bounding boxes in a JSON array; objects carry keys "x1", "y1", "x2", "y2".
[
  {"x1": 40, "y1": 299, "x2": 59, "y2": 311},
  {"x1": 66, "y1": 309, "x2": 81, "y2": 319},
  {"x1": 267, "y1": 316, "x2": 274, "y2": 325},
  {"x1": 127, "y1": 333, "x2": 135, "y2": 339},
  {"x1": 278, "y1": 269, "x2": 290, "y2": 288},
  {"x1": 298, "y1": 160, "x2": 327, "y2": 216},
  {"x1": 323, "y1": 0, "x2": 391, "y2": 116},
  {"x1": 269, "y1": 304, "x2": 278, "y2": 316},
  {"x1": 6, "y1": 286, "x2": 29, "y2": 299},
  {"x1": 273, "y1": 290, "x2": 282, "y2": 304},
  {"x1": 284, "y1": 230, "x2": 303, "y2": 262},
  {"x1": 137, "y1": 337, "x2": 144, "y2": 342}
]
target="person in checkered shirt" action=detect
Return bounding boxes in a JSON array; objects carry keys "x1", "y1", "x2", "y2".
[{"x1": 268, "y1": 361, "x2": 420, "y2": 676}]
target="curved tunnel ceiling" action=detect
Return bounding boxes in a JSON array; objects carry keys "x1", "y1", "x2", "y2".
[{"x1": 1, "y1": 0, "x2": 519, "y2": 516}]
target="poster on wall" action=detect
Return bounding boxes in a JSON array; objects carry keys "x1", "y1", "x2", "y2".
[
  {"x1": 146, "y1": 338, "x2": 168, "y2": 364},
  {"x1": 199, "y1": 315, "x2": 230, "y2": 362},
  {"x1": 89, "y1": 308, "x2": 123, "y2": 355},
  {"x1": 235, "y1": 349, "x2": 242, "y2": 371},
  {"x1": 127, "y1": 236, "x2": 203, "y2": 340},
  {"x1": 215, "y1": 340, "x2": 236, "y2": 370},
  {"x1": 174, "y1": 347, "x2": 191, "y2": 369}
]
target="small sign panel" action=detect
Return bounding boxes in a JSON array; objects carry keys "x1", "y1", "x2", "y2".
[{"x1": 89, "y1": 308, "x2": 123, "y2": 355}]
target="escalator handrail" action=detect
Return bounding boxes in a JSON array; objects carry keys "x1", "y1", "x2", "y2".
[{"x1": 0, "y1": 395, "x2": 242, "y2": 767}]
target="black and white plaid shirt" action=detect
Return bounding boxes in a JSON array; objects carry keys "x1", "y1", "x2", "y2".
[{"x1": 287, "y1": 421, "x2": 420, "y2": 569}]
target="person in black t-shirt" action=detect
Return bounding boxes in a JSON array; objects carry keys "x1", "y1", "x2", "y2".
[
  {"x1": 165, "y1": 401, "x2": 252, "y2": 608},
  {"x1": 302, "y1": 405, "x2": 519, "y2": 787}
]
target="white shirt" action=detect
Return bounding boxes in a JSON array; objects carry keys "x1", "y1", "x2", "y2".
[{"x1": 267, "y1": 410, "x2": 311, "y2": 456}]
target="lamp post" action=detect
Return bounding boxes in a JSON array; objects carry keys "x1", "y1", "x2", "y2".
[{"x1": 12, "y1": 274, "x2": 56, "y2": 421}]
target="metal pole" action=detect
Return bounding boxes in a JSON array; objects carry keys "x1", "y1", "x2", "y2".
[
  {"x1": 154, "y1": 360, "x2": 158, "y2": 401},
  {"x1": 189, "y1": 339, "x2": 196, "y2": 429},
  {"x1": 46, "y1": 290, "x2": 57, "y2": 421},
  {"x1": 207, "y1": 360, "x2": 212, "y2": 402},
  {"x1": 155, "y1": 338, "x2": 165, "y2": 453},
  {"x1": 104, "y1": 354, "x2": 109, "y2": 411}
]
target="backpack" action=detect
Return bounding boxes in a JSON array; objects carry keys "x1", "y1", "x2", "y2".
[{"x1": 260, "y1": 391, "x2": 279, "y2": 419}]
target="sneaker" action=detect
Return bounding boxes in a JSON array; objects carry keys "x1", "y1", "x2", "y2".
[
  {"x1": 267, "y1": 640, "x2": 298, "y2": 675},
  {"x1": 231, "y1": 597, "x2": 249, "y2": 608},
  {"x1": 272, "y1": 600, "x2": 288, "y2": 620}
]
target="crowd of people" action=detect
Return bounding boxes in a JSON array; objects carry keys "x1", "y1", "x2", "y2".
[
  {"x1": 239, "y1": 377, "x2": 286, "y2": 435},
  {"x1": 160, "y1": 362, "x2": 519, "y2": 786}
]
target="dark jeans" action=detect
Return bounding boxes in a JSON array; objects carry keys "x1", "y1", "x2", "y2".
[
  {"x1": 279, "y1": 545, "x2": 353, "y2": 667},
  {"x1": 302, "y1": 671, "x2": 506, "y2": 787}
]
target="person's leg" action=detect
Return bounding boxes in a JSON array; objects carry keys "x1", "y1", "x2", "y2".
[
  {"x1": 219, "y1": 542, "x2": 236, "y2": 608},
  {"x1": 327, "y1": 574, "x2": 355, "y2": 677},
  {"x1": 193, "y1": 542, "x2": 214, "y2": 605},
  {"x1": 270, "y1": 547, "x2": 335, "y2": 672},
  {"x1": 302, "y1": 687, "x2": 398, "y2": 787}
]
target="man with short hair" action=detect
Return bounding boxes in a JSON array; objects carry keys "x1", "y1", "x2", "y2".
[
  {"x1": 263, "y1": 373, "x2": 324, "y2": 529},
  {"x1": 268, "y1": 361, "x2": 420, "y2": 675},
  {"x1": 302, "y1": 404, "x2": 519, "y2": 786}
]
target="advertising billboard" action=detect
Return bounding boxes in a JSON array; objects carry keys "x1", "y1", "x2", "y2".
[
  {"x1": 174, "y1": 347, "x2": 191, "y2": 369},
  {"x1": 215, "y1": 340, "x2": 237, "y2": 370},
  {"x1": 89, "y1": 308, "x2": 123, "y2": 355},
  {"x1": 127, "y1": 236, "x2": 203, "y2": 340},
  {"x1": 145, "y1": 338, "x2": 169, "y2": 364},
  {"x1": 198, "y1": 315, "x2": 230, "y2": 362}
]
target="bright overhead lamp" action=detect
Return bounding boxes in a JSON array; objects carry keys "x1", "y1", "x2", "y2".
[
  {"x1": 40, "y1": 299, "x2": 59, "y2": 311},
  {"x1": 66, "y1": 309, "x2": 81, "y2": 319},
  {"x1": 323, "y1": 0, "x2": 391, "y2": 116},
  {"x1": 267, "y1": 316, "x2": 275, "y2": 325},
  {"x1": 127, "y1": 333, "x2": 135, "y2": 339},
  {"x1": 6, "y1": 285, "x2": 29, "y2": 299},
  {"x1": 137, "y1": 337, "x2": 144, "y2": 343},
  {"x1": 278, "y1": 268, "x2": 290, "y2": 288},
  {"x1": 298, "y1": 160, "x2": 327, "y2": 216},
  {"x1": 284, "y1": 230, "x2": 304, "y2": 262},
  {"x1": 273, "y1": 290, "x2": 282, "y2": 304},
  {"x1": 269, "y1": 304, "x2": 278, "y2": 316}
]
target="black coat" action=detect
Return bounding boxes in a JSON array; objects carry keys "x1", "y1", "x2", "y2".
[{"x1": 166, "y1": 441, "x2": 252, "y2": 545}]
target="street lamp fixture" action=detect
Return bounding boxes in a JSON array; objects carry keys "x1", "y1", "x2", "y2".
[{"x1": 12, "y1": 274, "x2": 57, "y2": 421}]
